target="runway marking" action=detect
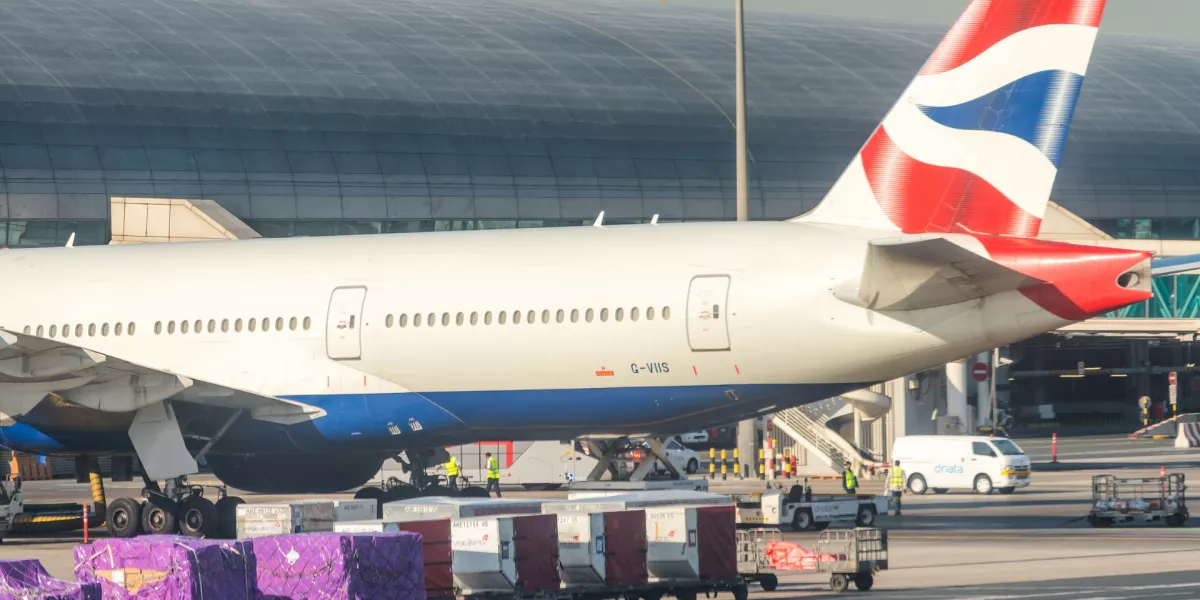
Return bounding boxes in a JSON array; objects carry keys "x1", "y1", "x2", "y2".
[
  {"x1": 944, "y1": 583, "x2": 1200, "y2": 600},
  {"x1": 892, "y1": 534, "x2": 1200, "y2": 542}
]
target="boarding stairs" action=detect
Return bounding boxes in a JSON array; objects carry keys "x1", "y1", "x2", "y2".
[{"x1": 772, "y1": 393, "x2": 886, "y2": 478}]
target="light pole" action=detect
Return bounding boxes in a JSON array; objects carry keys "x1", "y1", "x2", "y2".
[
  {"x1": 734, "y1": 0, "x2": 756, "y2": 477},
  {"x1": 734, "y1": 0, "x2": 748, "y2": 221}
]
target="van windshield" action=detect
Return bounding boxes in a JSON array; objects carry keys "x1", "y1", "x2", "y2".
[{"x1": 992, "y1": 439, "x2": 1024, "y2": 456}]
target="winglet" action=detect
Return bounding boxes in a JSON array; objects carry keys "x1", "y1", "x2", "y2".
[
  {"x1": 65, "y1": 232, "x2": 75, "y2": 248},
  {"x1": 593, "y1": 211, "x2": 605, "y2": 228},
  {"x1": 651, "y1": 214, "x2": 660, "y2": 225}
]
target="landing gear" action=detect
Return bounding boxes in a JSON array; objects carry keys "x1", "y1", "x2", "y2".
[
  {"x1": 581, "y1": 438, "x2": 684, "y2": 482},
  {"x1": 131, "y1": 477, "x2": 242, "y2": 538},
  {"x1": 353, "y1": 449, "x2": 458, "y2": 504},
  {"x1": 106, "y1": 497, "x2": 142, "y2": 539}
]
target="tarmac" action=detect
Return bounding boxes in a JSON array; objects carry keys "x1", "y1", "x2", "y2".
[{"x1": 6, "y1": 433, "x2": 1200, "y2": 598}]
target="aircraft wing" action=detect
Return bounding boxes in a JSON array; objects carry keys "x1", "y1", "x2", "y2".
[
  {"x1": 852, "y1": 235, "x2": 1046, "y2": 311},
  {"x1": 0, "y1": 328, "x2": 324, "y2": 424}
]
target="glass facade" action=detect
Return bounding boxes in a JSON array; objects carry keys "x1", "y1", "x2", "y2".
[
  {"x1": 0, "y1": 0, "x2": 1195, "y2": 241},
  {"x1": 1101, "y1": 274, "x2": 1200, "y2": 319}
]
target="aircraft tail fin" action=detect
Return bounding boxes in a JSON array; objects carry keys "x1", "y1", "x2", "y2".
[{"x1": 795, "y1": 0, "x2": 1107, "y2": 237}]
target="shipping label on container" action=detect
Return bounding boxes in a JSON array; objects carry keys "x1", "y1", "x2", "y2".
[
  {"x1": 453, "y1": 519, "x2": 501, "y2": 553},
  {"x1": 333, "y1": 520, "x2": 389, "y2": 533},
  {"x1": 646, "y1": 509, "x2": 687, "y2": 542},
  {"x1": 238, "y1": 505, "x2": 295, "y2": 520},
  {"x1": 556, "y1": 514, "x2": 589, "y2": 544},
  {"x1": 240, "y1": 521, "x2": 287, "y2": 537}
]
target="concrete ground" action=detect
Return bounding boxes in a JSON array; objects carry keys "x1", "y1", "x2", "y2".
[{"x1": 9, "y1": 434, "x2": 1200, "y2": 599}]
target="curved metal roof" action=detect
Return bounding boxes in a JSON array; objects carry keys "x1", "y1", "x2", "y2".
[{"x1": 0, "y1": 0, "x2": 1193, "y2": 226}]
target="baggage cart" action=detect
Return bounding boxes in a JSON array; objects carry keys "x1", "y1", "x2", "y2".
[
  {"x1": 1088, "y1": 474, "x2": 1189, "y2": 527},
  {"x1": 735, "y1": 528, "x2": 779, "y2": 591},
  {"x1": 816, "y1": 528, "x2": 888, "y2": 593}
]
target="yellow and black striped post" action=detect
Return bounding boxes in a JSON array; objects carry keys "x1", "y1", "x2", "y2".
[
  {"x1": 733, "y1": 448, "x2": 741, "y2": 478},
  {"x1": 758, "y1": 448, "x2": 765, "y2": 479},
  {"x1": 708, "y1": 448, "x2": 716, "y2": 479},
  {"x1": 720, "y1": 449, "x2": 728, "y2": 480}
]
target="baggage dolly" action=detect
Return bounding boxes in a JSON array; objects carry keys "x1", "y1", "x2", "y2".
[
  {"x1": 736, "y1": 528, "x2": 780, "y2": 591},
  {"x1": 816, "y1": 528, "x2": 889, "y2": 593},
  {"x1": 1088, "y1": 473, "x2": 1189, "y2": 527}
]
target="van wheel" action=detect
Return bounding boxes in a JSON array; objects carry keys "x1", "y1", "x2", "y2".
[
  {"x1": 998, "y1": 486, "x2": 1016, "y2": 494},
  {"x1": 932, "y1": 488, "x2": 949, "y2": 494},
  {"x1": 908, "y1": 474, "x2": 928, "y2": 494},
  {"x1": 974, "y1": 474, "x2": 994, "y2": 495},
  {"x1": 686, "y1": 459, "x2": 699, "y2": 474}
]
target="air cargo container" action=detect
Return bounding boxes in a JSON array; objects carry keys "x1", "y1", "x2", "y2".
[
  {"x1": 451, "y1": 514, "x2": 560, "y2": 596},
  {"x1": 554, "y1": 510, "x2": 648, "y2": 590},
  {"x1": 330, "y1": 499, "x2": 377, "y2": 522},
  {"x1": 235, "y1": 501, "x2": 334, "y2": 539},
  {"x1": 382, "y1": 496, "x2": 546, "y2": 522}
]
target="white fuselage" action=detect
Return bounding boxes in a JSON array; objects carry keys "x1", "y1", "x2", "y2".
[{"x1": 0, "y1": 221, "x2": 1067, "y2": 450}]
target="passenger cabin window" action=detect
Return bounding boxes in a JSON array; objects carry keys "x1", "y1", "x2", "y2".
[
  {"x1": 484, "y1": 311, "x2": 493, "y2": 325},
  {"x1": 235, "y1": 318, "x2": 243, "y2": 332},
  {"x1": 248, "y1": 319, "x2": 257, "y2": 332},
  {"x1": 413, "y1": 314, "x2": 423, "y2": 327},
  {"x1": 88, "y1": 324, "x2": 96, "y2": 336},
  {"x1": 35, "y1": 325, "x2": 43, "y2": 337},
  {"x1": 168, "y1": 321, "x2": 176, "y2": 334},
  {"x1": 585, "y1": 309, "x2": 594, "y2": 323},
  {"x1": 289, "y1": 317, "x2": 297, "y2": 331},
  {"x1": 193, "y1": 319, "x2": 201, "y2": 333},
  {"x1": 154, "y1": 322, "x2": 161, "y2": 335},
  {"x1": 647, "y1": 307, "x2": 655, "y2": 320},
  {"x1": 128, "y1": 322, "x2": 136, "y2": 335},
  {"x1": 972, "y1": 442, "x2": 996, "y2": 458},
  {"x1": 663, "y1": 306, "x2": 671, "y2": 320},
  {"x1": 49, "y1": 325, "x2": 57, "y2": 337},
  {"x1": 615, "y1": 308, "x2": 624, "y2": 322},
  {"x1": 181, "y1": 321, "x2": 190, "y2": 334},
  {"x1": 571, "y1": 309, "x2": 579, "y2": 323},
  {"x1": 74, "y1": 324, "x2": 82, "y2": 337},
  {"x1": 208, "y1": 320, "x2": 216, "y2": 333},
  {"x1": 600, "y1": 308, "x2": 609, "y2": 322},
  {"x1": 222, "y1": 319, "x2": 230, "y2": 332},
  {"x1": 631, "y1": 307, "x2": 640, "y2": 321},
  {"x1": 275, "y1": 317, "x2": 284, "y2": 331},
  {"x1": 114, "y1": 323, "x2": 123, "y2": 336},
  {"x1": 261, "y1": 317, "x2": 270, "y2": 332},
  {"x1": 513, "y1": 311, "x2": 521, "y2": 325},
  {"x1": 399, "y1": 314, "x2": 408, "y2": 328},
  {"x1": 385, "y1": 315, "x2": 394, "y2": 328},
  {"x1": 456, "y1": 312, "x2": 464, "y2": 326},
  {"x1": 303, "y1": 317, "x2": 312, "y2": 330}
]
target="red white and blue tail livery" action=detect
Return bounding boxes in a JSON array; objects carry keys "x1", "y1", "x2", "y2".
[
  {"x1": 799, "y1": 0, "x2": 1105, "y2": 237},
  {"x1": 0, "y1": 0, "x2": 1158, "y2": 496}
]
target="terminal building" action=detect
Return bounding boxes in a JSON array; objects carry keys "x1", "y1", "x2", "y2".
[{"x1": 0, "y1": 0, "x2": 1196, "y2": 472}]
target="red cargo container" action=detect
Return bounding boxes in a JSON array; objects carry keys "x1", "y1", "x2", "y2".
[
  {"x1": 395, "y1": 519, "x2": 454, "y2": 598},
  {"x1": 696, "y1": 506, "x2": 737, "y2": 580},
  {"x1": 604, "y1": 510, "x2": 649, "y2": 587},
  {"x1": 512, "y1": 514, "x2": 561, "y2": 592}
]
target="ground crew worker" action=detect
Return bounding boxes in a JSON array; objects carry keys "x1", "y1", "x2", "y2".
[
  {"x1": 889, "y1": 460, "x2": 905, "y2": 516},
  {"x1": 485, "y1": 452, "x2": 502, "y2": 497},
  {"x1": 842, "y1": 461, "x2": 857, "y2": 494},
  {"x1": 445, "y1": 455, "x2": 459, "y2": 491}
]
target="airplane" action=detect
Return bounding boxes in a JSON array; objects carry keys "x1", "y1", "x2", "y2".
[{"x1": 0, "y1": 0, "x2": 1156, "y2": 537}]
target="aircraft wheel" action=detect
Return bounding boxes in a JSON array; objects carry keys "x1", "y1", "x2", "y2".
[
  {"x1": 178, "y1": 497, "x2": 218, "y2": 538},
  {"x1": 106, "y1": 498, "x2": 141, "y2": 539},
  {"x1": 141, "y1": 496, "x2": 177, "y2": 535},
  {"x1": 759, "y1": 574, "x2": 779, "y2": 591},
  {"x1": 215, "y1": 496, "x2": 245, "y2": 539}
]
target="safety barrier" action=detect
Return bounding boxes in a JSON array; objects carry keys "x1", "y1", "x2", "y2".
[{"x1": 1175, "y1": 423, "x2": 1200, "y2": 448}]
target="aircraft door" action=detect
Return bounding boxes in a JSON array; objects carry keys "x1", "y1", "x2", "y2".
[
  {"x1": 686, "y1": 275, "x2": 731, "y2": 351},
  {"x1": 326, "y1": 286, "x2": 367, "y2": 360}
]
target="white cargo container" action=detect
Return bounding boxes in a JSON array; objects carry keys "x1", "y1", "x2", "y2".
[
  {"x1": 332, "y1": 519, "x2": 402, "y2": 533},
  {"x1": 331, "y1": 499, "x2": 378, "y2": 522},
  {"x1": 549, "y1": 490, "x2": 732, "y2": 513},
  {"x1": 235, "y1": 501, "x2": 335, "y2": 539},
  {"x1": 451, "y1": 514, "x2": 560, "y2": 595},
  {"x1": 382, "y1": 496, "x2": 546, "y2": 522},
  {"x1": 553, "y1": 510, "x2": 648, "y2": 590},
  {"x1": 645, "y1": 507, "x2": 700, "y2": 583}
]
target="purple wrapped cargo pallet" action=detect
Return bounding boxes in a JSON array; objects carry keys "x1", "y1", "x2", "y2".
[
  {"x1": 73, "y1": 535, "x2": 255, "y2": 600},
  {"x1": 0, "y1": 559, "x2": 100, "y2": 600},
  {"x1": 252, "y1": 532, "x2": 425, "y2": 600}
]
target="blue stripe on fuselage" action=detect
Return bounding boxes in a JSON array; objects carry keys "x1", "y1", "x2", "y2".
[
  {"x1": 0, "y1": 383, "x2": 869, "y2": 456},
  {"x1": 286, "y1": 382, "x2": 865, "y2": 446}
]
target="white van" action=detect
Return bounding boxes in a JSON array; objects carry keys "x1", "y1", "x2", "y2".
[{"x1": 891, "y1": 435, "x2": 1032, "y2": 494}]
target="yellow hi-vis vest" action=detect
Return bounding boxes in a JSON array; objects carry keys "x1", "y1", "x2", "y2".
[
  {"x1": 843, "y1": 468, "x2": 858, "y2": 490},
  {"x1": 445, "y1": 456, "x2": 459, "y2": 476},
  {"x1": 487, "y1": 456, "x2": 500, "y2": 479},
  {"x1": 890, "y1": 467, "x2": 905, "y2": 490}
]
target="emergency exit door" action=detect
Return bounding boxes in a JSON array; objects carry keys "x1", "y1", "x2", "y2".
[
  {"x1": 326, "y1": 286, "x2": 367, "y2": 360},
  {"x1": 687, "y1": 275, "x2": 731, "y2": 351}
]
